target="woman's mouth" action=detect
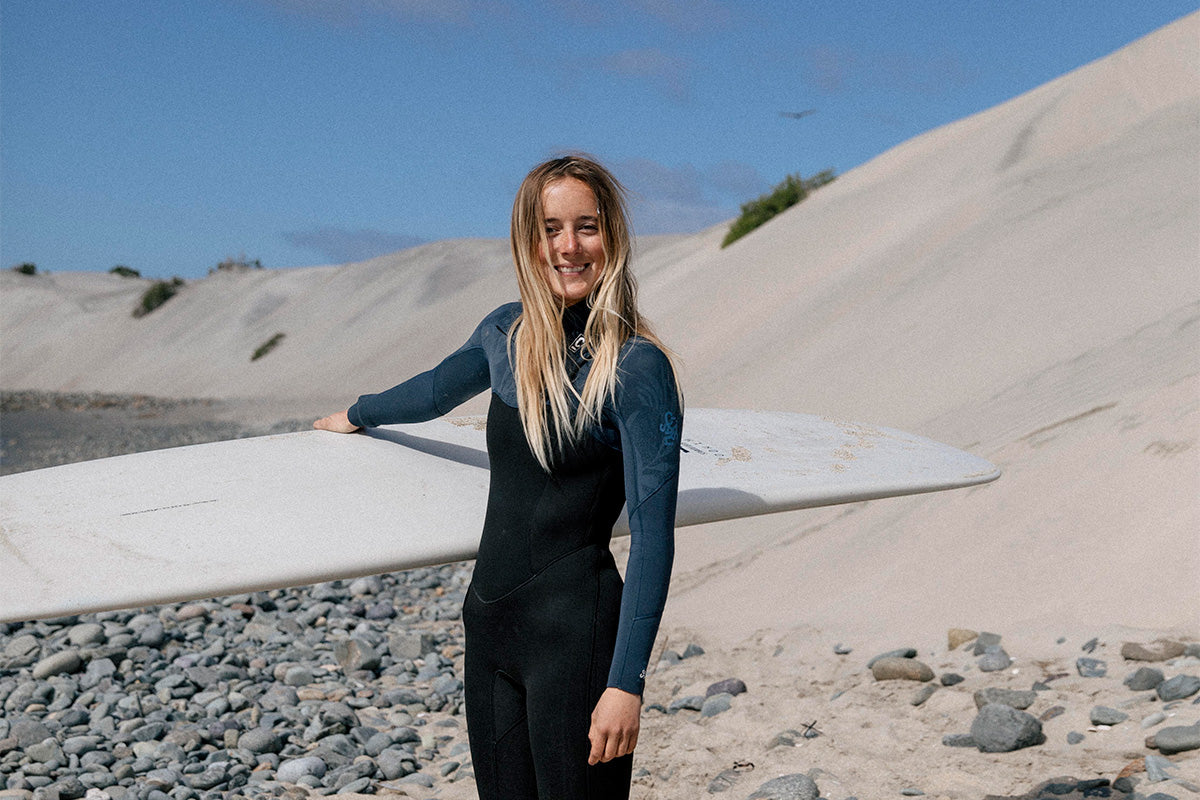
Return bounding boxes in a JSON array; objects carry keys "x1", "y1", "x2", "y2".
[{"x1": 555, "y1": 263, "x2": 589, "y2": 274}]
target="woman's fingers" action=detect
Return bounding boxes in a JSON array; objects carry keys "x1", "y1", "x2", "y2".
[
  {"x1": 588, "y1": 687, "x2": 641, "y2": 764},
  {"x1": 313, "y1": 410, "x2": 359, "y2": 433}
]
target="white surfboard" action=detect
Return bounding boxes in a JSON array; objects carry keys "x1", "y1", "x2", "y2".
[{"x1": 0, "y1": 409, "x2": 998, "y2": 623}]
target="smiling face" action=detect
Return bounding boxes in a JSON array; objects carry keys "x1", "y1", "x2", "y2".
[{"x1": 540, "y1": 177, "x2": 605, "y2": 306}]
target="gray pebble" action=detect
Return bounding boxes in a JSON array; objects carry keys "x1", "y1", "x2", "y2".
[
  {"x1": 973, "y1": 688, "x2": 1036, "y2": 710},
  {"x1": 1142, "y1": 710, "x2": 1168, "y2": 728},
  {"x1": 1089, "y1": 706, "x2": 1128, "y2": 726},
  {"x1": 940, "y1": 673, "x2": 964, "y2": 686},
  {"x1": 972, "y1": 632, "x2": 1002, "y2": 655},
  {"x1": 867, "y1": 648, "x2": 917, "y2": 668},
  {"x1": 700, "y1": 692, "x2": 733, "y2": 718},
  {"x1": 707, "y1": 768, "x2": 741, "y2": 793},
  {"x1": 746, "y1": 773, "x2": 819, "y2": 800},
  {"x1": 276, "y1": 756, "x2": 327, "y2": 783},
  {"x1": 4, "y1": 633, "x2": 40, "y2": 659},
  {"x1": 977, "y1": 646, "x2": 1011, "y2": 672},
  {"x1": 389, "y1": 632, "x2": 436, "y2": 661},
  {"x1": 911, "y1": 685, "x2": 937, "y2": 706},
  {"x1": 334, "y1": 637, "x2": 381, "y2": 674},
  {"x1": 237, "y1": 728, "x2": 282, "y2": 754},
  {"x1": 282, "y1": 665, "x2": 314, "y2": 687},
  {"x1": 942, "y1": 733, "x2": 976, "y2": 747},
  {"x1": 682, "y1": 642, "x2": 705, "y2": 659},
  {"x1": 432, "y1": 675, "x2": 463, "y2": 696},
  {"x1": 1125, "y1": 666, "x2": 1165, "y2": 691},
  {"x1": 970, "y1": 703, "x2": 1045, "y2": 752},
  {"x1": 11, "y1": 719, "x2": 53, "y2": 747},
  {"x1": 33, "y1": 649, "x2": 83, "y2": 679},
  {"x1": 706, "y1": 677, "x2": 747, "y2": 697},
  {"x1": 378, "y1": 748, "x2": 417, "y2": 780},
  {"x1": 68, "y1": 623, "x2": 106, "y2": 647},
  {"x1": 1157, "y1": 674, "x2": 1200, "y2": 701},
  {"x1": 1066, "y1": 731, "x2": 1085, "y2": 744},
  {"x1": 1076, "y1": 657, "x2": 1107, "y2": 678},
  {"x1": 1153, "y1": 722, "x2": 1200, "y2": 755},
  {"x1": 26, "y1": 738, "x2": 64, "y2": 763},
  {"x1": 337, "y1": 777, "x2": 373, "y2": 794},
  {"x1": 396, "y1": 772, "x2": 435, "y2": 787},
  {"x1": 1145, "y1": 753, "x2": 1177, "y2": 781},
  {"x1": 766, "y1": 731, "x2": 797, "y2": 749}
]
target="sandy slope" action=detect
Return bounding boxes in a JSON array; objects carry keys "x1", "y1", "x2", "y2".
[{"x1": 2, "y1": 12, "x2": 1198, "y2": 797}]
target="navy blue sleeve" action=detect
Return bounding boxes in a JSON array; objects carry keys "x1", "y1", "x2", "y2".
[
  {"x1": 347, "y1": 319, "x2": 493, "y2": 428},
  {"x1": 605, "y1": 341, "x2": 682, "y2": 695}
]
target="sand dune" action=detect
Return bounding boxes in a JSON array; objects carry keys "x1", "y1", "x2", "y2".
[{"x1": 2, "y1": 13, "x2": 1197, "y2": 796}]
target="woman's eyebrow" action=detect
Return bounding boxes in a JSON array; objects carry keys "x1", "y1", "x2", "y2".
[{"x1": 545, "y1": 214, "x2": 598, "y2": 223}]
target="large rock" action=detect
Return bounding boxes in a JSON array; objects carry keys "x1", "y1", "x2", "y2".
[
  {"x1": 970, "y1": 703, "x2": 1045, "y2": 752},
  {"x1": 871, "y1": 657, "x2": 934, "y2": 682},
  {"x1": 1124, "y1": 666, "x2": 1165, "y2": 691},
  {"x1": 1121, "y1": 640, "x2": 1186, "y2": 661},
  {"x1": 746, "y1": 773, "x2": 819, "y2": 800},
  {"x1": 973, "y1": 688, "x2": 1036, "y2": 710},
  {"x1": 1152, "y1": 723, "x2": 1200, "y2": 755},
  {"x1": 1157, "y1": 674, "x2": 1200, "y2": 701},
  {"x1": 32, "y1": 649, "x2": 83, "y2": 679}
]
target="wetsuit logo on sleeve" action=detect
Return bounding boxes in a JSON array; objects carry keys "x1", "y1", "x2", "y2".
[{"x1": 659, "y1": 411, "x2": 679, "y2": 448}]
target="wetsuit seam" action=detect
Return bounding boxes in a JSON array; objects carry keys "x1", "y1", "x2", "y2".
[
  {"x1": 433, "y1": 345, "x2": 485, "y2": 416},
  {"x1": 492, "y1": 670, "x2": 528, "y2": 743},
  {"x1": 469, "y1": 543, "x2": 601, "y2": 605},
  {"x1": 626, "y1": 475, "x2": 671, "y2": 520}
]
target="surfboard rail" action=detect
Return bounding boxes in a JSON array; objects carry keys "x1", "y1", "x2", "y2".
[{"x1": 0, "y1": 408, "x2": 998, "y2": 622}]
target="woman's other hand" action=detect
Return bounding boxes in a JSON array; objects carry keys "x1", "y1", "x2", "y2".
[
  {"x1": 588, "y1": 687, "x2": 640, "y2": 765},
  {"x1": 313, "y1": 410, "x2": 360, "y2": 433}
]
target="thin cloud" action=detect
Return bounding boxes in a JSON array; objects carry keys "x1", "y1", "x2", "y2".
[
  {"x1": 616, "y1": 157, "x2": 767, "y2": 234},
  {"x1": 623, "y1": 0, "x2": 732, "y2": 34},
  {"x1": 283, "y1": 226, "x2": 425, "y2": 264},
  {"x1": 602, "y1": 48, "x2": 693, "y2": 103},
  {"x1": 255, "y1": 0, "x2": 480, "y2": 28},
  {"x1": 803, "y1": 44, "x2": 975, "y2": 96}
]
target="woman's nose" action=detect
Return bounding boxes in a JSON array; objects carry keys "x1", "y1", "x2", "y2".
[{"x1": 557, "y1": 229, "x2": 580, "y2": 255}]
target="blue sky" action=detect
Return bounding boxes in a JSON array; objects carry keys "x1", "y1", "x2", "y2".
[{"x1": 2, "y1": 1, "x2": 1194, "y2": 279}]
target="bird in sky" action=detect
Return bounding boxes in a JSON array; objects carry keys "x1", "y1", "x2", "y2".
[{"x1": 779, "y1": 110, "x2": 816, "y2": 119}]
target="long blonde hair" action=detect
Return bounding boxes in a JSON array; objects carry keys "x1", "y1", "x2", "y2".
[{"x1": 509, "y1": 155, "x2": 675, "y2": 470}]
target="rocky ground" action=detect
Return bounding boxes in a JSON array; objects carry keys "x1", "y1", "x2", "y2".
[{"x1": 1, "y1": 392, "x2": 1197, "y2": 799}]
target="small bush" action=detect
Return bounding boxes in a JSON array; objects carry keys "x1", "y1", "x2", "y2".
[
  {"x1": 11, "y1": 263, "x2": 37, "y2": 275},
  {"x1": 110, "y1": 265, "x2": 141, "y2": 278},
  {"x1": 251, "y1": 332, "x2": 286, "y2": 361},
  {"x1": 721, "y1": 169, "x2": 837, "y2": 248},
  {"x1": 134, "y1": 278, "x2": 184, "y2": 318},
  {"x1": 212, "y1": 254, "x2": 263, "y2": 274}
]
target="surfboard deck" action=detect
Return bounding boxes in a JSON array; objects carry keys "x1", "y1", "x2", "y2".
[{"x1": 0, "y1": 409, "x2": 998, "y2": 623}]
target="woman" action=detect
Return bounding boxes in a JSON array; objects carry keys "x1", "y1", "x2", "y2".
[{"x1": 315, "y1": 155, "x2": 681, "y2": 799}]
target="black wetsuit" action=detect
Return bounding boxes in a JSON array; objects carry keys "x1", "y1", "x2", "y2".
[{"x1": 348, "y1": 301, "x2": 681, "y2": 798}]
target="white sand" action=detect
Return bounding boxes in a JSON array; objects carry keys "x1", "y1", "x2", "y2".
[{"x1": 2, "y1": 12, "x2": 1197, "y2": 797}]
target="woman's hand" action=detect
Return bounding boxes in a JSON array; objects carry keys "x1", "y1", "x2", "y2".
[
  {"x1": 588, "y1": 687, "x2": 641, "y2": 765},
  {"x1": 313, "y1": 410, "x2": 360, "y2": 434}
]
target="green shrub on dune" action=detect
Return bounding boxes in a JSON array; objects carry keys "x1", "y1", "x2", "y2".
[
  {"x1": 11, "y1": 263, "x2": 37, "y2": 275},
  {"x1": 110, "y1": 265, "x2": 141, "y2": 278},
  {"x1": 251, "y1": 332, "x2": 286, "y2": 361},
  {"x1": 722, "y1": 169, "x2": 836, "y2": 248},
  {"x1": 134, "y1": 278, "x2": 184, "y2": 318}
]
